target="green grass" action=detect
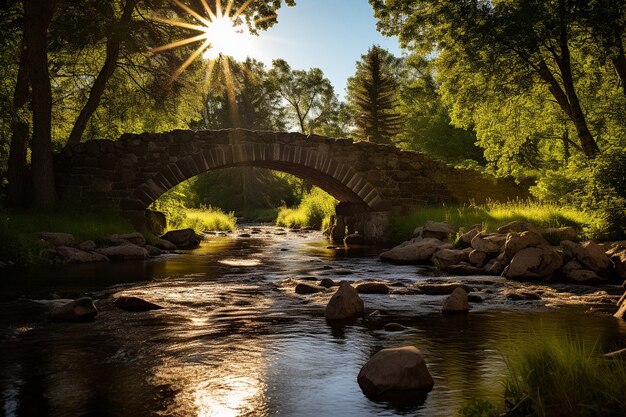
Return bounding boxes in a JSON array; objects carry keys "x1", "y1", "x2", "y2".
[
  {"x1": 167, "y1": 206, "x2": 236, "y2": 233},
  {"x1": 503, "y1": 336, "x2": 626, "y2": 417},
  {"x1": 276, "y1": 187, "x2": 337, "y2": 230},
  {"x1": 0, "y1": 208, "x2": 134, "y2": 265},
  {"x1": 388, "y1": 200, "x2": 603, "y2": 244}
]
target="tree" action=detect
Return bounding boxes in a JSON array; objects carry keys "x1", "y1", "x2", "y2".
[
  {"x1": 371, "y1": 0, "x2": 602, "y2": 156},
  {"x1": 268, "y1": 59, "x2": 339, "y2": 135},
  {"x1": 346, "y1": 45, "x2": 402, "y2": 144},
  {"x1": 397, "y1": 54, "x2": 484, "y2": 164}
]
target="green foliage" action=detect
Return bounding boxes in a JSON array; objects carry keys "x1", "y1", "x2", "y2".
[
  {"x1": 504, "y1": 335, "x2": 626, "y2": 417},
  {"x1": 151, "y1": 196, "x2": 235, "y2": 233},
  {"x1": 397, "y1": 54, "x2": 484, "y2": 164},
  {"x1": 0, "y1": 208, "x2": 134, "y2": 265},
  {"x1": 388, "y1": 201, "x2": 600, "y2": 244},
  {"x1": 276, "y1": 187, "x2": 336, "y2": 230},
  {"x1": 268, "y1": 59, "x2": 345, "y2": 135},
  {"x1": 346, "y1": 45, "x2": 403, "y2": 144},
  {"x1": 458, "y1": 399, "x2": 498, "y2": 417}
]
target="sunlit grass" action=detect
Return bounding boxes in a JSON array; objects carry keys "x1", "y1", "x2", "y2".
[
  {"x1": 168, "y1": 206, "x2": 236, "y2": 233},
  {"x1": 388, "y1": 200, "x2": 604, "y2": 244},
  {"x1": 0, "y1": 208, "x2": 134, "y2": 264},
  {"x1": 503, "y1": 335, "x2": 626, "y2": 417},
  {"x1": 276, "y1": 188, "x2": 336, "y2": 230}
]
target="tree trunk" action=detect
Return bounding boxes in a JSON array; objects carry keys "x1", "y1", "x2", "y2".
[
  {"x1": 7, "y1": 41, "x2": 30, "y2": 206},
  {"x1": 23, "y1": 0, "x2": 57, "y2": 207},
  {"x1": 67, "y1": 0, "x2": 137, "y2": 145},
  {"x1": 556, "y1": 19, "x2": 599, "y2": 157},
  {"x1": 612, "y1": 53, "x2": 626, "y2": 99}
]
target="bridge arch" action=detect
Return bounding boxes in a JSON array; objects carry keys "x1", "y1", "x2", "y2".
[{"x1": 133, "y1": 140, "x2": 383, "y2": 211}]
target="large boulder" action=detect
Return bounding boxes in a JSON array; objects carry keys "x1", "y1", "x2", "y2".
[
  {"x1": 357, "y1": 346, "x2": 434, "y2": 398},
  {"x1": 432, "y1": 248, "x2": 468, "y2": 269},
  {"x1": 560, "y1": 260, "x2": 602, "y2": 283},
  {"x1": 417, "y1": 221, "x2": 456, "y2": 241},
  {"x1": 379, "y1": 238, "x2": 446, "y2": 264},
  {"x1": 78, "y1": 240, "x2": 96, "y2": 251},
  {"x1": 504, "y1": 231, "x2": 549, "y2": 259},
  {"x1": 154, "y1": 238, "x2": 177, "y2": 251},
  {"x1": 561, "y1": 240, "x2": 610, "y2": 272},
  {"x1": 356, "y1": 282, "x2": 390, "y2": 294},
  {"x1": 441, "y1": 287, "x2": 469, "y2": 313},
  {"x1": 115, "y1": 296, "x2": 164, "y2": 312},
  {"x1": 543, "y1": 227, "x2": 577, "y2": 242},
  {"x1": 471, "y1": 232, "x2": 507, "y2": 254},
  {"x1": 325, "y1": 282, "x2": 364, "y2": 321},
  {"x1": 110, "y1": 232, "x2": 146, "y2": 246},
  {"x1": 505, "y1": 246, "x2": 563, "y2": 280},
  {"x1": 468, "y1": 250, "x2": 488, "y2": 268},
  {"x1": 39, "y1": 232, "x2": 75, "y2": 247},
  {"x1": 145, "y1": 209, "x2": 167, "y2": 235},
  {"x1": 55, "y1": 246, "x2": 109, "y2": 263},
  {"x1": 96, "y1": 244, "x2": 149, "y2": 260},
  {"x1": 161, "y1": 228, "x2": 203, "y2": 248},
  {"x1": 458, "y1": 226, "x2": 482, "y2": 247},
  {"x1": 50, "y1": 297, "x2": 98, "y2": 322}
]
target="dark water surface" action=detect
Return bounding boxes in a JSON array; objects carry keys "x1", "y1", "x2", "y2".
[{"x1": 1, "y1": 227, "x2": 625, "y2": 417}]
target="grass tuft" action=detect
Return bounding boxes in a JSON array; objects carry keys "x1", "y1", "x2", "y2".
[
  {"x1": 503, "y1": 335, "x2": 626, "y2": 417},
  {"x1": 167, "y1": 206, "x2": 236, "y2": 233},
  {"x1": 276, "y1": 187, "x2": 336, "y2": 230}
]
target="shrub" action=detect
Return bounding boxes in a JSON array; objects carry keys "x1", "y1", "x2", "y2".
[{"x1": 276, "y1": 187, "x2": 337, "y2": 229}]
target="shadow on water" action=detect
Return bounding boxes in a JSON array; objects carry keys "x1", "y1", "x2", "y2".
[{"x1": 1, "y1": 227, "x2": 625, "y2": 417}]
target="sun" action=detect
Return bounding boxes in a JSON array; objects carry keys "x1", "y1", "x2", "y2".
[
  {"x1": 151, "y1": 0, "x2": 266, "y2": 79},
  {"x1": 201, "y1": 16, "x2": 253, "y2": 61}
]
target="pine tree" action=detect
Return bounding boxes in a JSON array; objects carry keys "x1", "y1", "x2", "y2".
[{"x1": 347, "y1": 46, "x2": 403, "y2": 144}]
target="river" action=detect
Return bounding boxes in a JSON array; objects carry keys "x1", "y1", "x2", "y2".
[{"x1": 1, "y1": 226, "x2": 625, "y2": 417}]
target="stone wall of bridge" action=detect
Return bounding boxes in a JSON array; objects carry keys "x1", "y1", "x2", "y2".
[{"x1": 54, "y1": 129, "x2": 528, "y2": 241}]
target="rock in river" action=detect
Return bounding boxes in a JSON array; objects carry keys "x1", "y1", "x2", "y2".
[
  {"x1": 56, "y1": 246, "x2": 109, "y2": 263},
  {"x1": 115, "y1": 296, "x2": 164, "y2": 312},
  {"x1": 357, "y1": 346, "x2": 434, "y2": 399},
  {"x1": 441, "y1": 287, "x2": 469, "y2": 313},
  {"x1": 356, "y1": 282, "x2": 390, "y2": 294},
  {"x1": 39, "y1": 232, "x2": 75, "y2": 247},
  {"x1": 295, "y1": 282, "x2": 325, "y2": 294},
  {"x1": 161, "y1": 228, "x2": 203, "y2": 248},
  {"x1": 379, "y1": 238, "x2": 446, "y2": 264},
  {"x1": 96, "y1": 244, "x2": 149, "y2": 260},
  {"x1": 325, "y1": 282, "x2": 364, "y2": 321},
  {"x1": 50, "y1": 297, "x2": 98, "y2": 322}
]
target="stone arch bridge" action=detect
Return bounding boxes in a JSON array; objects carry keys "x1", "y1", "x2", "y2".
[{"x1": 55, "y1": 129, "x2": 526, "y2": 242}]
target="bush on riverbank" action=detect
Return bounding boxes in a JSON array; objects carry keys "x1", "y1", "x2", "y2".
[
  {"x1": 276, "y1": 187, "x2": 336, "y2": 230},
  {"x1": 388, "y1": 201, "x2": 603, "y2": 244},
  {"x1": 0, "y1": 208, "x2": 134, "y2": 265}
]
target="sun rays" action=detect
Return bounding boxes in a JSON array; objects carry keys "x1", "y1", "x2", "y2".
[{"x1": 152, "y1": 0, "x2": 271, "y2": 80}]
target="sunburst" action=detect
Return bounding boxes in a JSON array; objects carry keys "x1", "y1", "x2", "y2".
[{"x1": 152, "y1": 0, "x2": 271, "y2": 80}]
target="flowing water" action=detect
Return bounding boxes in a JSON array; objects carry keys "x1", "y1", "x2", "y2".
[{"x1": 1, "y1": 226, "x2": 625, "y2": 417}]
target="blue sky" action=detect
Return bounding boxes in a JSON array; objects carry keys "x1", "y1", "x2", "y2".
[{"x1": 249, "y1": 0, "x2": 403, "y2": 98}]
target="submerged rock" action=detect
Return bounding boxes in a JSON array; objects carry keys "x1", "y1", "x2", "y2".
[
  {"x1": 325, "y1": 282, "x2": 364, "y2": 321},
  {"x1": 357, "y1": 346, "x2": 434, "y2": 399},
  {"x1": 415, "y1": 283, "x2": 471, "y2": 295},
  {"x1": 295, "y1": 282, "x2": 325, "y2": 295},
  {"x1": 383, "y1": 322, "x2": 407, "y2": 332},
  {"x1": 115, "y1": 296, "x2": 163, "y2": 312},
  {"x1": 441, "y1": 287, "x2": 469, "y2": 313},
  {"x1": 319, "y1": 278, "x2": 337, "y2": 288},
  {"x1": 356, "y1": 282, "x2": 390, "y2": 294},
  {"x1": 50, "y1": 297, "x2": 98, "y2": 322}
]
